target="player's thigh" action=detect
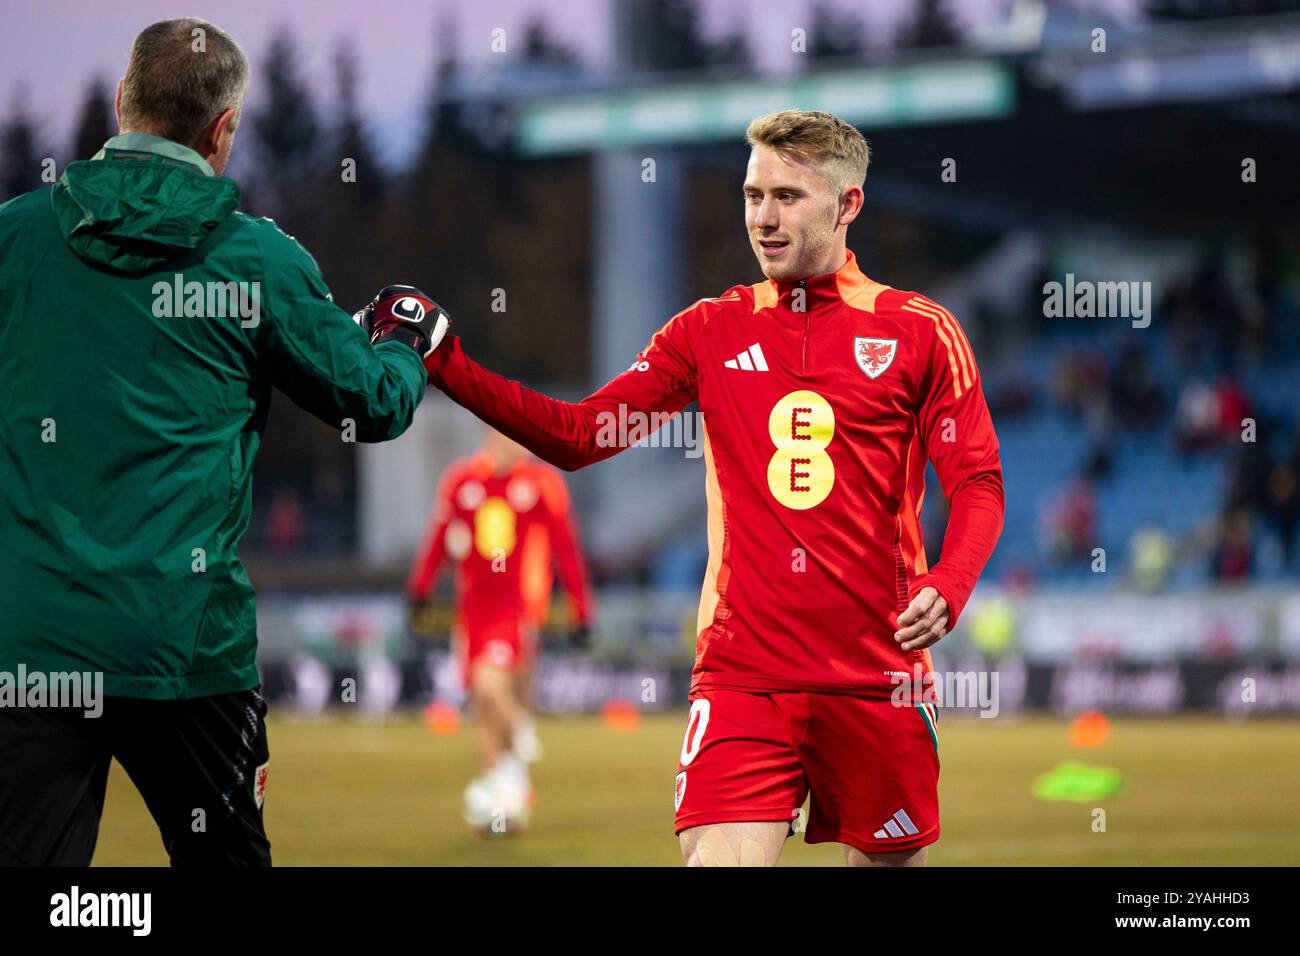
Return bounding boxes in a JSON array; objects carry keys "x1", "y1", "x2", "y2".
[
  {"x1": 111, "y1": 687, "x2": 272, "y2": 866},
  {"x1": 680, "y1": 821, "x2": 790, "y2": 867},
  {"x1": 843, "y1": 844, "x2": 928, "y2": 867},
  {"x1": 466, "y1": 625, "x2": 523, "y2": 693},
  {"x1": 469, "y1": 659, "x2": 517, "y2": 703},
  {"x1": 794, "y1": 695, "x2": 940, "y2": 858},
  {"x1": 512, "y1": 624, "x2": 538, "y2": 686},
  {"x1": 0, "y1": 703, "x2": 109, "y2": 866},
  {"x1": 673, "y1": 690, "x2": 806, "y2": 863}
]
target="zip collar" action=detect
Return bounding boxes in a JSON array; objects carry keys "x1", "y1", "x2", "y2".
[{"x1": 752, "y1": 250, "x2": 887, "y2": 315}]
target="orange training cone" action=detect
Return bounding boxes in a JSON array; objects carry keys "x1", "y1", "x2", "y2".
[
  {"x1": 601, "y1": 698, "x2": 641, "y2": 734},
  {"x1": 423, "y1": 700, "x2": 461, "y2": 736},
  {"x1": 1069, "y1": 709, "x2": 1111, "y2": 748}
]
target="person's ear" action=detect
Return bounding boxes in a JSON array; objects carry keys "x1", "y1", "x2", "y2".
[
  {"x1": 114, "y1": 79, "x2": 125, "y2": 131},
  {"x1": 203, "y1": 108, "x2": 237, "y2": 160},
  {"x1": 838, "y1": 185, "x2": 864, "y2": 227}
]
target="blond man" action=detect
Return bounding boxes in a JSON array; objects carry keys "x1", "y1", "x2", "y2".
[{"x1": 422, "y1": 110, "x2": 1004, "y2": 866}]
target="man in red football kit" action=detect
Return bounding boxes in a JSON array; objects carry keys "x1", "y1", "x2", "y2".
[
  {"x1": 421, "y1": 110, "x2": 1004, "y2": 864},
  {"x1": 408, "y1": 429, "x2": 593, "y2": 827}
]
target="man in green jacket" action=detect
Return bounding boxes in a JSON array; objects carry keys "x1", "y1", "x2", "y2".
[{"x1": 0, "y1": 18, "x2": 447, "y2": 865}]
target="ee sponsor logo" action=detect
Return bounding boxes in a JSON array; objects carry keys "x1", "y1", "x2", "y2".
[
  {"x1": 766, "y1": 390, "x2": 835, "y2": 509},
  {"x1": 474, "y1": 497, "x2": 517, "y2": 558}
]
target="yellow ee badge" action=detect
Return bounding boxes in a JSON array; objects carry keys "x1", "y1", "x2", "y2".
[
  {"x1": 766, "y1": 390, "x2": 835, "y2": 509},
  {"x1": 474, "y1": 497, "x2": 517, "y2": 558}
]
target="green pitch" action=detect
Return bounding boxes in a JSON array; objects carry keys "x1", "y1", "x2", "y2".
[{"x1": 91, "y1": 714, "x2": 1300, "y2": 866}]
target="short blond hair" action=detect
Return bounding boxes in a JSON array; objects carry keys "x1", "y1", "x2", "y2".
[{"x1": 744, "y1": 109, "x2": 870, "y2": 192}]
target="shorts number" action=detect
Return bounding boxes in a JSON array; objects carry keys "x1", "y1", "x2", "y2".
[{"x1": 679, "y1": 699, "x2": 711, "y2": 766}]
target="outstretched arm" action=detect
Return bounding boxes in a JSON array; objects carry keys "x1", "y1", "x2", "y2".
[
  {"x1": 422, "y1": 309, "x2": 699, "y2": 472},
  {"x1": 255, "y1": 236, "x2": 426, "y2": 442}
]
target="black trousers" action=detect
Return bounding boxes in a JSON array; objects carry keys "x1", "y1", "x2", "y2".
[{"x1": 0, "y1": 687, "x2": 271, "y2": 866}]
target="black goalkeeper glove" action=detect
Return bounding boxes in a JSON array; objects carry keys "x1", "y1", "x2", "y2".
[
  {"x1": 407, "y1": 598, "x2": 438, "y2": 636},
  {"x1": 353, "y1": 285, "x2": 450, "y2": 358}
]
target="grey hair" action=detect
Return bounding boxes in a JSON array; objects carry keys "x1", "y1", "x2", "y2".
[{"x1": 119, "y1": 18, "x2": 249, "y2": 151}]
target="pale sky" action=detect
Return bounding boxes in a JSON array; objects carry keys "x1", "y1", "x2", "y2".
[{"x1": 0, "y1": 0, "x2": 1138, "y2": 166}]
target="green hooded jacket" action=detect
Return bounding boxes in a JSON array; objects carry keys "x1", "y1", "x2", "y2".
[{"x1": 0, "y1": 134, "x2": 426, "y2": 699}]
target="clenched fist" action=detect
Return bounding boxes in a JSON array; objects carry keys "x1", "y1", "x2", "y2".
[{"x1": 353, "y1": 285, "x2": 450, "y2": 358}]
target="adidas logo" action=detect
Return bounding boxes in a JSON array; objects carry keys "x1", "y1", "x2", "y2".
[
  {"x1": 872, "y1": 808, "x2": 920, "y2": 840},
  {"x1": 723, "y1": 343, "x2": 768, "y2": 371}
]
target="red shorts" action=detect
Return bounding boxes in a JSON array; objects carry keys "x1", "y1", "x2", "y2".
[
  {"x1": 456, "y1": 618, "x2": 538, "y2": 689},
  {"x1": 673, "y1": 689, "x2": 941, "y2": 854}
]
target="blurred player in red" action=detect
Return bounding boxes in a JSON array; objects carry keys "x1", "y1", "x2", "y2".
[
  {"x1": 407, "y1": 428, "x2": 593, "y2": 832},
  {"x1": 420, "y1": 110, "x2": 1004, "y2": 864}
]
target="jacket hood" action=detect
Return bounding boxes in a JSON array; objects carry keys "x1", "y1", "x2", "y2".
[{"x1": 51, "y1": 134, "x2": 241, "y2": 273}]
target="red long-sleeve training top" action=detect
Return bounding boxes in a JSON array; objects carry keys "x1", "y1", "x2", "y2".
[
  {"x1": 424, "y1": 251, "x2": 1004, "y2": 697},
  {"x1": 406, "y1": 452, "x2": 593, "y2": 635}
]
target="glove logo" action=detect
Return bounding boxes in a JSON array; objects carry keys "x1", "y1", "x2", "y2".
[{"x1": 393, "y1": 296, "x2": 426, "y2": 323}]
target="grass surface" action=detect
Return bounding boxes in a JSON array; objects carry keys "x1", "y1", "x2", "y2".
[{"x1": 91, "y1": 713, "x2": 1300, "y2": 866}]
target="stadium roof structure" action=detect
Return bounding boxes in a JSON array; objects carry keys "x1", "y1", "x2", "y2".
[
  {"x1": 516, "y1": 58, "x2": 1017, "y2": 155},
  {"x1": 439, "y1": 6, "x2": 1298, "y2": 236}
]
